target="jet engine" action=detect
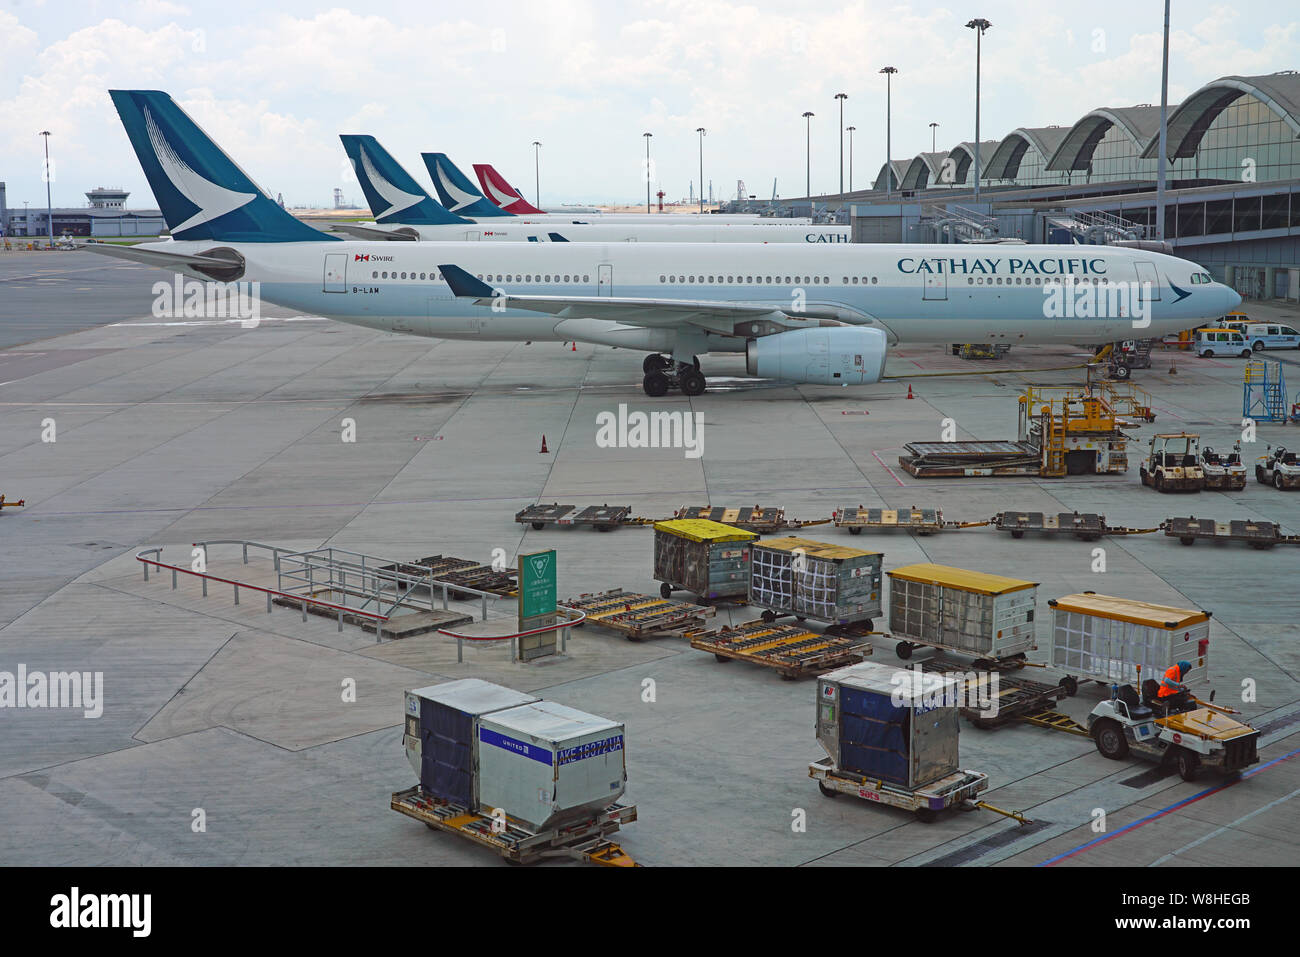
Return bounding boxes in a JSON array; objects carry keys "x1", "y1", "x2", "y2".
[{"x1": 745, "y1": 326, "x2": 887, "y2": 385}]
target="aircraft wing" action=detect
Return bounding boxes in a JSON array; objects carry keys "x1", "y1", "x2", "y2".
[
  {"x1": 438, "y1": 263, "x2": 799, "y2": 333},
  {"x1": 77, "y1": 241, "x2": 243, "y2": 273},
  {"x1": 331, "y1": 222, "x2": 417, "y2": 241}
]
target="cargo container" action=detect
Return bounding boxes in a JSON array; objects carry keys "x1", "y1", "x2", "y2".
[
  {"x1": 886, "y1": 563, "x2": 1038, "y2": 661},
  {"x1": 816, "y1": 661, "x2": 961, "y2": 789},
  {"x1": 1049, "y1": 592, "x2": 1211, "y2": 695},
  {"x1": 748, "y1": 537, "x2": 883, "y2": 628},
  {"x1": 404, "y1": 679, "x2": 540, "y2": 807},
  {"x1": 653, "y1": 519, "x2": 757, "y2": 600},
  {"x1": 477, "y1": 701, "x2": 628, "y2": 831}
]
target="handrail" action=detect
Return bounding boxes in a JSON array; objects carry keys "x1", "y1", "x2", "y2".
[
  {"x1": 136, "y1": 545, "x2": 390, "y2": 629},
  {"x1": 437, "y1": 609, "x2": 587, "y2": 664}
]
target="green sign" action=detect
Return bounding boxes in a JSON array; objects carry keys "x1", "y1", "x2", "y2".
[{"x1": 518, "y1": 549, "x2": 557, "y2": 621}]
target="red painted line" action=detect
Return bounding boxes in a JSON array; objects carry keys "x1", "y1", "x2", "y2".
[{"x1": 871, "y1": 449, "x2": 907, "y2": 487}]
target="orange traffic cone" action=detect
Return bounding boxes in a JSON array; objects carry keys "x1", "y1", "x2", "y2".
[
  {"x1": 906, "y1": 384, "x2": 914, "y2": 400},
  {"x1": 539, "y1": 436, "x2": 549, "y2": 454}
]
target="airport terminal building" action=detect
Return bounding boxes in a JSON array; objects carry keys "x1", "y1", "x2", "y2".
[
  {"x1": 0, "y1": 182, "x2": 164, "y2": 239},
  {"x1": 741, "y1": 71, "x2": 1300, "y2": 302}
]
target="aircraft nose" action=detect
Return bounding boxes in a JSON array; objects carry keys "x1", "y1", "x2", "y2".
[{"x1": 1224, "y1": 284, "x2": 1242, "y2": 312}]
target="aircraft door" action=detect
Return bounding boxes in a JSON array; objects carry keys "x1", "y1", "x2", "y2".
[
  {"x1": 1134, "y1": 261, "x2": 1161, "y2": 301},
  {"x1": 323, "y1": 253, "x2": 346, "y2": 293},
  {"x1": 598, "y1": 263, "x2": 613, "y2": 296},
  {"x1": 922, "y1": 268, "x2": 947, "y2": 301}
]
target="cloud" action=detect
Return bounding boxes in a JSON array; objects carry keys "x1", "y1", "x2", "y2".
[{"x1": 0, "y1": 1, "x2": 1297, "y2": 207}]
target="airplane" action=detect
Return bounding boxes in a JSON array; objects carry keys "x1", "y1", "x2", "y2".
[
  {"x1": 472, "y1": 162, "x2": 568, "y2": 214},
  {"x1": 422, "y1": 151, "x2": 813, "y2": 225},
  {"x1": 88, "y1": 91, "x2": 1241, "y2": 400},
  {"x1": 336, "y1": 135, "x2": 852, "y2": 245}
]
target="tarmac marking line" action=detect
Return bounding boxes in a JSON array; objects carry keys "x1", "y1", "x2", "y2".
[
  {"x1": 1036, "y1": 746, "x2": 1300, "y2": 867},
  {"x1": 1147, "y1": 784, "x2": 1300, "y2": 866}
]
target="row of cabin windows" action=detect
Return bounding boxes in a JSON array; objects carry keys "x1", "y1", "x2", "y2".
[
  {"x1": 966, "y1": 276, "x2": 1114, "y2": 285},
  {"x1": 658, "y1": 274, "x2": 881, "y2": 286},
  {"x1": 373, "y1": 271, "x2": 443, "y2": 280},
  {"x1": 369, "y1": 271, "x2": 1116, "y2": 288},
  {"x1": 370, "y1": 271, "x2": 594, "y2": 283},
  {"x1": 478, "y1": 273, "x2": 590, "y2": 283}
]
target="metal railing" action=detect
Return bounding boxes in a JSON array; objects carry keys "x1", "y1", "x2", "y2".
[
  {"x1": 135, "y1": 541, "x2": 586, "y2": 661},
  {"x1": 137, "y1": 540, "x2": 500, "y2": 640},
  {"x1": 272, "y1": 544, "x2": 499, "y2": 622}
]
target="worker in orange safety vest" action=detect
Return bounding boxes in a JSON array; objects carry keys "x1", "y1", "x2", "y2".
[{"x1": 1156, "y1": 660, "x2": 1193, "y2": 710}]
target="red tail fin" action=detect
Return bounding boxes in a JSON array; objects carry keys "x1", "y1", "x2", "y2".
[{"x1": 473, "y1": 163, "x2": 545, "y2": 214}]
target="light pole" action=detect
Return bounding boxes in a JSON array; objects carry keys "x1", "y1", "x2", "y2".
[
  {"x1": 643, "y1": 132, "x2": 653, "y2": 213},
  {"x1": 930, "y1": 121, "x2": 939, "y2": 154},
  {"x1": 1156, "y1": 0, "x2": 1170, "y2": 240},
  {"x1": 846, "y1": 126, "x2": 856, "y2": 192},
  {"x1": 835, "y1": 93, "x2": 847, "y2": 198},
  {"x1": 965, "y1": 18, "x2": 991, "y2": 202},
  {"x1": 532, "y1": 141, "x2": 541, "y2": 208},
  {"x1": 40, "y1": 130, "x2": 53, "y2": 247},
  {"x1": 880, "y1": 67, "x2": 897, "y2": 197},
  {"x1": 696, "y1": 127, "x2": 706, "y2": 213},
  {"x1": 802, "y1": 111, "x2": 814, "y2": 201}
]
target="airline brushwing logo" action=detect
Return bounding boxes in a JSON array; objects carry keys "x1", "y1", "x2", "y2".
[
  {"x1": 355, "y1": 145, "x2": 423, "y2": 219},
  {"x1": 482, "y1": 175, "x2": 521, "y2": 208},
  {"x1": 1168, "y1": 280, "x2": 1191, "y2": 303},
  {"x1": 144, "y1": 106, "x2": 256, "y2": 234},
  {"x1": 434, "y1": 160, "x2": 482, "y2": 211}
]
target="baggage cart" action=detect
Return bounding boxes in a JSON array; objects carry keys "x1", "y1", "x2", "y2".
[
  {"x1": 652, "y1": 519, "x2": 757, "y2": 601},
  {"x1": 886, "y1": 563, "x2": 1038, "y2": 663},
  {"x1": 748, "y1": 537, "x2": 882, "y2": 629},
  {"x1": 1049, "y1": 592, "x2": 1211, "y2": 695},
  {"x1": 688, "y1": 619, "x2": 872, "y2": 679},
  {"x1": 560, "y1": 588, "x2": 716, "y2": 640}
]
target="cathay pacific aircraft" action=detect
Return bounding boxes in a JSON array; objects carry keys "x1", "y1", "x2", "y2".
[
  {"x1": 422, "y1": 151, "x2": 812, "y2": 225},
  {"x1": 87, "y1": 91, "x2": 1239, "y2": 398},
  {"x1": 472, "y1": 163, "x2": 588, "y2": 214},
  {"x1": 335, "y1": 135, "x2": 851, "y2": 244}
]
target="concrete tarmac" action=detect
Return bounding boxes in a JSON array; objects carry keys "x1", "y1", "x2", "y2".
[{"x1": 0, "y1": 251, "x2": 1296, "y2": 866}]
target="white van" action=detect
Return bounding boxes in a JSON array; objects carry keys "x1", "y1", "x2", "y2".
[
  {"x1": 1193, "y1": 328, "x2": 1252, "y2": 358},
  {"x1": 1245, "y1": 323, "x2": 1300, "y2": 351}
]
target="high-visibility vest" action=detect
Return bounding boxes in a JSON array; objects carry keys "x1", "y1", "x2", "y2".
[{"x1": 1157, "y1": 663, "x2": 1184, "y2": 697}]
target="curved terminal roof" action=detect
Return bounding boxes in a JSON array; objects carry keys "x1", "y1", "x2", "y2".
[
  {"x1": 1045, "y1": 105, "x2": 1167, "y2": 171},
  {"x1": 984, "y1": 126, "x2": 1072, "y2": 180},
  {"x1": 871, "y1": 159, "x2": 911, "y2": 192},
  {"x1": 1140, "y1": 71, "x2": 1300, "y2": 159},
  {"x1": 948, "y1": 141, "x2": 1000, "y2": 183},
  {"x1": 900, "y1": 152, "x2": 952, "y2": 190}
]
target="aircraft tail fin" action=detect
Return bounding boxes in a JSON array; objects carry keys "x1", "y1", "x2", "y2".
[
  {"x1": 422, "y1": 152, "x2": 510, "y2": 218},
  {"x1": 473, "y1": 163, "x2": 545, "y2": 214},
  {"x1": 108, "y1": 90, "x2": 330, "y2": 243},
  {"x1": 339, "y1": 135, "x2": 469, "y2": 225}
]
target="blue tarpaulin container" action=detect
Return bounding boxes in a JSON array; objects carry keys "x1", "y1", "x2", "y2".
[
  {"x1": 405, "y1": 679, "x2": 539, "y2": 807},
  {"x1": 816, "y1": 662, "x2": 960, "y2": 789}
]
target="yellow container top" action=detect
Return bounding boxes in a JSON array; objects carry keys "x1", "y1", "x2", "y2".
[
  {"x1": 653, "y1": 519, "x2": 758, "y2": 543},
  {"x1": 888, "y1": 563, "x2": 1037, "y2": 596},
  {"x1": 754, "y1": 536, "x2": 881, "y2": 561},
  {"x1": 1049, "y1": 593, "x2": 1209, "y2": 629}
]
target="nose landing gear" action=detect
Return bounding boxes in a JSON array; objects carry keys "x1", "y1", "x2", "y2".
[{"x1": 641, "y1": 355, "x2": 707, "y2": 396}]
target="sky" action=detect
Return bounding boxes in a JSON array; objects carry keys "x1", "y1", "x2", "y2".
[{"x1": 1, "y1": 0, "x2": 1298, "y2": 210}]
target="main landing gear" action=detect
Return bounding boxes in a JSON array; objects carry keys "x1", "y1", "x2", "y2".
[{"x1": 642, "y1": 354, "x2": 706, "y2": 397}]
